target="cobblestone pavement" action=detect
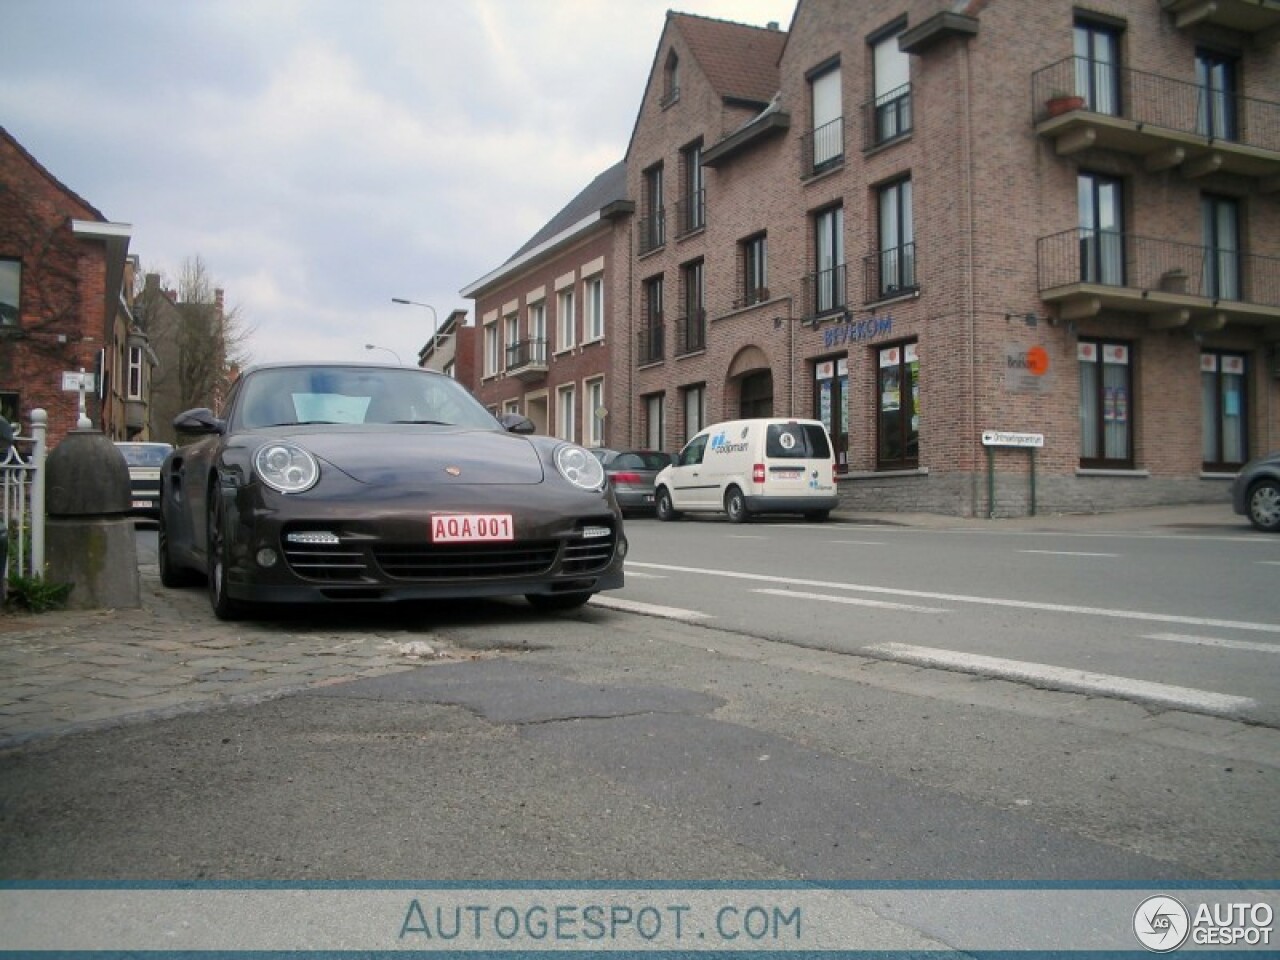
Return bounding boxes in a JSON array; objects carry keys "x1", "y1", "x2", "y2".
[{"x1": 0, "y1": 563, "x2": 449, "y2": 749}]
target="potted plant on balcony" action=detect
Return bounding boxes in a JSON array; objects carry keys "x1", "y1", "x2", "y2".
[{"x1": 1045, "y1": 90, "x2": 1086, "y2": 117}]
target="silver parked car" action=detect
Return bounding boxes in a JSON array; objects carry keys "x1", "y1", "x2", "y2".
[
  {"x1": 1232, "y1": 451, "x2": 1280, "y2": 532},
  {"x1": 590, "y1": 449, "x2": 673, "y2": 516}
]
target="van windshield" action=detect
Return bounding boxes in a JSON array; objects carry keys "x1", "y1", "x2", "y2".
[{"x1": 766, "y1": 423, "x2": 832, "y2": 459}]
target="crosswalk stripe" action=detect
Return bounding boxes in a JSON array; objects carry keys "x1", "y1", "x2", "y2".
[
  {"x1": 864, "y1": 642, "x2": 1257, "y2": 718},
  {"x1": 753, "y1": 588, "x2": 948, "y2": 613}
]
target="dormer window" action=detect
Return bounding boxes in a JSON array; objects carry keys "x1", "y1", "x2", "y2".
[{"x1": 663, "y1": 50, "x2": 680, "y2": 106}]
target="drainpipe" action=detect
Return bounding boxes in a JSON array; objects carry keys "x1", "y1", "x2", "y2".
[{"x1": 961, "y1": 34, "x2": 979, "y2": 517}]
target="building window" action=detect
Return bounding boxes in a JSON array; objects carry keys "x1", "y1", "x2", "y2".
[
  {"x1": 814, "y1": 358, "x2": 849, "y2": 472},
  {"x1": 663, "y1": 50, "x2": 680, "y2": 106},
  {"x1": 877, "y1": 342, "x2": 918, "y2": 470},
  {"x1": 742, "y1": 233, "x2": 768, "y2": 306},
  {"x1": 645, "y1": 393, "x2": 665, "y2": 451},
  {"x1": 1202, "y1": 352, "x2": 1247, "y2": 471},
  {"x1": 527, "y1": 300, "x2": 547, "y2": 365},
  {"x1": 641, "y1": 276, "x2": 664, "y2": 364},
  {"x1": 557, "y1": 288, "x2": 576, "y2": 351},
  {"x1": 0, "y1": 259, "x2": 20, "y2": 327},
  {"x1": 1078, "y1": 172, "x2": 1124, "y2": 286},
  {"x1": 556, "y1": 382, "x2": 576, "y2": 442},
  {"x1": 876, "y1": 177, "x2": 915, "y2": 298},
  {"x1": 678, "y1": 140, "x2": 705, "y2": 235},
  {"x1": 870, "y1": 25, "x2": 911, "y2": 144},
  {"x1": 127, "y1": 346, "x2": 143, "y2": 400},
  {"x1": 1196, "y1": 49, "x2": 1238, "y2": 140},
  {"x1": 0, "y1": 391, "x2": 19, "y2": 426},
  {"x1": 1078, "y1": 340, "x2": 1133, "y2": 468},
  {"x1": 503, "y1": 314, "x2": 519, "y2": 370},
  {"x1": 681, "y1": 383, "x2": 705, "y2": 444},
  {"x1": 813, "y1": 205, "x2": 845, "y2": 316},
  {"x1": 640, "y1": 163, "x2": 665, "y2": 254},
  {"x1": 1073, "y1": 18, "x2": 1121, "y2": 116},
  {"x1": 677, "y1": 260, "x2": 705, "y2": 356},
  {"x1": 809, "y1": 62, "x2": 843, "y2": 172},
  {"x1": 585, "y1": 275, "x2": 605, "y2": 341},
  {"x1": 585, "y1": 377, "x2": 605, "y2": 447},
  {"x1": 1202, "y1": 194, "x2": 1240, "y2": 301},
  {"x1": 484, "y1": 322, "x2": 500, "y2": 377}
]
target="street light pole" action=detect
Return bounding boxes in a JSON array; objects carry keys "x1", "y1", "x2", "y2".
[
  {"x1": 364, "y1": 343, "x2": 403, "y2": 364},
  {"x1": 391, "y1": 297, "x2": 441, "y2": 367}
]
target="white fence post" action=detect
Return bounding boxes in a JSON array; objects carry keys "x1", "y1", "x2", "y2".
[{"x1": 31, "y1": 408, "x2": 47, "y2": 577}]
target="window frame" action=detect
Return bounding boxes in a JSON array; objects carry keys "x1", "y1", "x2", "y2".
[
  {"x1": 584, "y1": 275, "x2": 605, "y2": 342},
  {"x1": 556, "y1": 381, "x2": 577, "y2": 443},
  {"x1": 875, "y1": 340, "x2": 919, "y2": 471},
  {"x1": 0, "y1": 258, "x2": 20, "y2": 328},
  {"x1": 584, "y1": 377, "x2": 605, "y2": 447},
  {"x1": 742, "y1": 233, "x2": 768, "y2": 305},
  {"x1": 813, "y1": 204, "x2": 846, "y2": 315},
  {"x1": 876, "y1": 176, "x2": 915, "y2": 297},
  {"x1": 1201, "y1": 351, "x2": 1248, "y2": 472},
  {"x1": 808, "y1": 59, "x2": 844, "y2": 172},
  {"x1": 1078, "y1": 339, "x2": 1135, "y2": 469},
  {"x1": 556, "y1": 288, "x2": 576, "y2": 352},
  {"x1": 645, "y1": 393, "x2": 665, "y2": 451},
  {"x1": 869, "y1": 20, "x2": 911, "y2": 145}
]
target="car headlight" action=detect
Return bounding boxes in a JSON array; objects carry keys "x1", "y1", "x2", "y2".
[
  {"x1": 254, "y1": 441, "x2": 319, "y2": 494},
  {"x1": 555, "y1": 443, "x2": 605, "y2": 491}
]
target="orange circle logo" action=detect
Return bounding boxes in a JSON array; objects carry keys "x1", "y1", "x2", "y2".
[{"x1": 1026, "y1": 346, "x2": 1050, "y2": 376}]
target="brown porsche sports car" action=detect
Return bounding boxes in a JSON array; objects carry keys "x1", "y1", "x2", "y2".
[{"x1": 158, "y1": 362, "x2": 626, "y2": 619}]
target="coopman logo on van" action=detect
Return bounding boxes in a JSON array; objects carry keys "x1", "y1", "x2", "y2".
[{"x1": 710, "y1": 428, "x2": 750, "y2": 455}]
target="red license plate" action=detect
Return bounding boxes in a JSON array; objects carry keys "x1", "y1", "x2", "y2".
[{"x1": 431, "y1": 513, "x2": 515, "y2": 543}]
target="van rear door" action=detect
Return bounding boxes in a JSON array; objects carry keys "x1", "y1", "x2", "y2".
[{"x1": 762, "y1": 422, "x2": 834, "y2": 495}]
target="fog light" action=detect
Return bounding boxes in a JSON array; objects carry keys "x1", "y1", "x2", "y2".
[
  {"x1": 617, "y1": 536, "x2": 628, "y2": 559},
  {"x1": 256, "y1": 548, "x2": 278, "y2": 568}
]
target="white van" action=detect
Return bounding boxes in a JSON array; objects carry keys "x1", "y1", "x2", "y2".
[{"x1": 654, "y1": 418, "x2": 839, "y2": 523}]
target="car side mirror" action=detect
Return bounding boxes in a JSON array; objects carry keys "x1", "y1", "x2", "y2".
[
  {"x1": 173, "y1": 407, "x2": 226, "y2": 435},
  {"x1": 498, "y1": 413, "x2": 536, "y2": 435}
]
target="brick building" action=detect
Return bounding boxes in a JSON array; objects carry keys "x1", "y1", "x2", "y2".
[
  {"x1": 461, "y1": 162, "x2": 632, "y2": 447},
  {"x1": 0, "y1": 126, "x2": 151, "y2": 447},
  {"x1": 461, "y1": 0, "x2": 1280, "y2": 517}
]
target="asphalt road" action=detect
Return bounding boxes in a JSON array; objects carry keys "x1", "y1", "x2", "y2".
[
  {"x1": 2, "y1": 518, "x2": 1276, "y2": 886},
  {"x1": 610, "y1": 515, "x2": 1280, "y2": 725}
]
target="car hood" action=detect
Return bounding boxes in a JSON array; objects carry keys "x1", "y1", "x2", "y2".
[{"x1": 266, "y1": 426, "x2": 546, "y2": 486}]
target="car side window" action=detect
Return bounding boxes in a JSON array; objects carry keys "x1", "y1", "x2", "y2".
[{"x1": 679, "y1": 434, "x2": 708, "y2": 467}]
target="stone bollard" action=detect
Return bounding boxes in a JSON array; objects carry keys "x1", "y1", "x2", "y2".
[{"x1": 44, "y1": 429, "x2": 141, "y2": 609}]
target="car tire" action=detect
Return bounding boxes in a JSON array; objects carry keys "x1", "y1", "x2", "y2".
[
  {"x1": 207, "y1": 493, "x2": 248, "y2": 621},
  {"x1": 725, "y1": 486, "x2": 749, "y2": 524},
  {"x1": 158, "y1": 513, "x2": 196, "y2": 588},
  {"x1": 527, "y1": 591, "x2": 594, "y2": 612},
  {"x1": 655, "y1": 487, "x2": 681, "y2": 522},
  {"x1": 1247, "y1": 479, "x2": 1280, "y2": 533}
]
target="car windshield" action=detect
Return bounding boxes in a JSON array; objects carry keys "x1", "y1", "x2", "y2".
[
  {"x1": 234, "y1": 366, "x2": 502, "y2": 431},
  {"x1": 613, "y1": 452, "x2": 672, "y2": 470},
  {"x1": 116, "y1": 444, "x2": 172, "y2": 467}
]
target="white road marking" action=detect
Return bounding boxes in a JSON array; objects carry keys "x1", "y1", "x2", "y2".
[
  {"x1": 1019, "y1": 549, "x2": 1118, "y2": 558},
  {"x1": 1261, "y1": 561, "x2": 1280, "y2": 566},
  {"x1": 590, "y1": 596, "x2": 710, "y2": 621},
  {"x1": 830, "y1": 540, "x2": 887, "y2": 546},
  {"x1": 1145, "y1": 632, "x2": 1280, "y2": 654},
  {"x1": 729, "y1": 535, "x2": 769, "y2": 540},
  {"x1": 865, "y1": 642, "x2": 1257, "y2": 718},
  {"x1": 753, "y1": 588, "x2": 948, "y2": 613},
  {"x1": 627, "y1": 561, "x2": 1280, "y2": 634}
]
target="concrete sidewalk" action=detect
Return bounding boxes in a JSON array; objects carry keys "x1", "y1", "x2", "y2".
[{"x1": 0, "y1": 502, "x2": 1254, "y2": 750}]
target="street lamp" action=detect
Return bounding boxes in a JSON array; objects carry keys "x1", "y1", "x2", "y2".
[
  {"x1": 391, "y1": 297, "x2": 443, "y2": 365},
  {"x1": 364, "y1": 343, "x2": 403, "y2": 364}
]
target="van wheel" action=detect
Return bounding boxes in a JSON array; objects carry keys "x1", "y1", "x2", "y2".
[
  {"x1": 655, "y1": 487, "x2": 681, "y2": 521},
  {"x1": 725, "y1": 486, "x2": 749, "y2": 524}
]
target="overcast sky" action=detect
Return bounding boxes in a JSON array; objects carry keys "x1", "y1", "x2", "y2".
[{"x1": 4, "y1": 0, "x2": 796, "y2": 367}]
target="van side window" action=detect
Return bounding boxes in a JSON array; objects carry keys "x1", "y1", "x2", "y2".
[{"x1": 679, "y1": 434, "x2": 708, "y2": 466}]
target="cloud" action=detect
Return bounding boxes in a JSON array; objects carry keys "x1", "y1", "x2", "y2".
[{"x1": 3, "y1": 0, "x2": 796, "y2": 367}]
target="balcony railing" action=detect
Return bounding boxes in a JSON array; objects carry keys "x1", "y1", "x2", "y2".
[
  {"x1": 863, "y1": 83, "x2": 912, "y2": 149},
  {"x1": 505, "y1": 338, "x2": 547, "y2": 373},
  {"x1": 638, "y1": 322, "x2": 665, "y2": 365},
  {"x1": 675, "y1": 189, "x2": 705, "y2": 237},
  {"x1": 862, "y1": 242, "x2": 918, "y2": 302},
  {"x1": 674, "y1": 310, "x2": 706, "y2": 356},
  {"x1": 1031, "y1": 56, "x2": 1280, "y2": 155},
  {"x1": 638, "y1": 210, "x2": 666, "y2": 255},
  {"x1": 801, "y1": 116, "x2": 844, "y2": 178},
  {"x1": 1038, "y1": 228, "x2": 1280, "y2": 308},
  {"x1": 802, "y1": 263, "x2": 848, "y2": 319}
]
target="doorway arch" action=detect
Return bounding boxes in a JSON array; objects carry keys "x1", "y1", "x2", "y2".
[{"x1": 726, "y1": 345, "x2": 773, "y2": 418}]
